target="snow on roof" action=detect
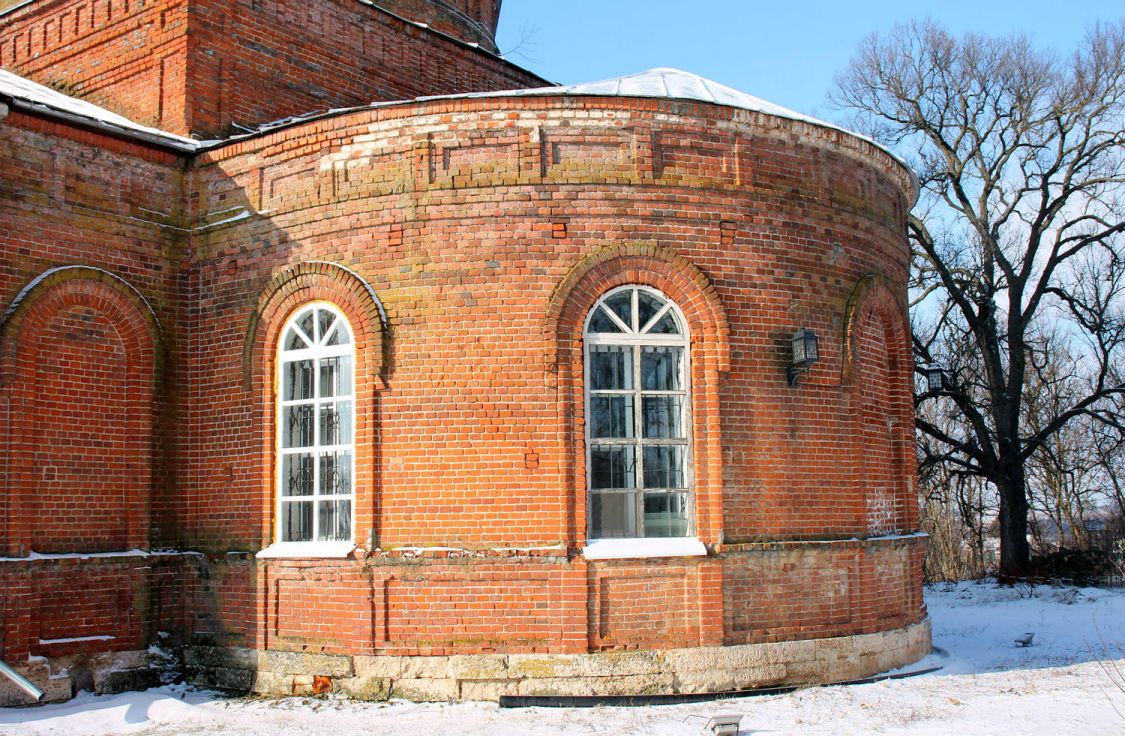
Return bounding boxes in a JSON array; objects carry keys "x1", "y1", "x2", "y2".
[
  {"x1": 467, "y1": 67, "x2": 824, "y2": 125},
  {"x1": 0, "y1": 68, "x2": 199, "y2": 151}
]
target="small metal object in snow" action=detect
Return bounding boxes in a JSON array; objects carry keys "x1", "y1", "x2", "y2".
[
  {"x1": 1015, "y1": 632, "x2": 1034, "y2": 647},
  {"x1": 704, "y1": 714, "x2": 743, "y2": 735}
]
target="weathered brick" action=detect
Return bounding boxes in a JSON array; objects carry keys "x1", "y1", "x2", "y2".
[
  {"x1": 0, "y1": 0, "x2": 926, "y2": 703},
  {"x1": 0, "y1": 0, "x2": 543, "y2": 138}
]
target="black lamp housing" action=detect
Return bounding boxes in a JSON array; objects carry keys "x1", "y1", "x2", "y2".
[
  {"x1": 787, "y1": 328, "x2": 819, "y2": 386},
  {"x1": 925, "y1": 363, "x2": 948, "y2": 393}
]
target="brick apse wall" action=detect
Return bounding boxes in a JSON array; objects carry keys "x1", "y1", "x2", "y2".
[
  {"x1": 0, "y1": 0, "x2": 928, "y2": 704},
  {"x1": 0, "y1": 89, "x2": 928, "y2": 701}
]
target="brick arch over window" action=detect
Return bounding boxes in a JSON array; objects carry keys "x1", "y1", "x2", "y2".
[
  {"x1": 243, "y1": 261, "x2": 386, "y2": 390},
  {"x1": 245, "y1": 261, "x2": 386, "y2": 551},
  {"x1": 841, "y1": 275, "x2": 917, "y2": 534},
  {"x1": 544, "y1": 243, "x2": 730, "y2": 547},
  {"x1": 0, "y1": 267, "x2": 162, "y2": 556}
]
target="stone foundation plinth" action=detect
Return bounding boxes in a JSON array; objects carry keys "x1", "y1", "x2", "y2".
[
  {"x1": 0, "y1": 649, "x2": 175, "y2": 706},
  {"x1": 184, "y1": 619, "x2": 931, "y2": 701}
]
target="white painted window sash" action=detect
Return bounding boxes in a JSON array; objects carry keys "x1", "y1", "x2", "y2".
[
  {"x1": 273, "y1": 302, "x2": 356, "y2": 547},
  {"x1": 583, "y1": 285, "x2": 694, "y2": 542}
]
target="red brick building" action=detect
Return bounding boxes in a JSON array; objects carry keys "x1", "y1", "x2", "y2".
[{"x1": 0, "y1": 0, "x2": 929, "y2": 703}]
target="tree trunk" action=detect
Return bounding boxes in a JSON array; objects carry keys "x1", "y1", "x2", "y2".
[{"x1": 997, "y1": 461, "x2": 1031, "y2": 576}]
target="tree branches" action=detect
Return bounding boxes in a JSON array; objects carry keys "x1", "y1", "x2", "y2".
[{"x1": 834, "y1": 19, "x2": 1125, "y2": 573}]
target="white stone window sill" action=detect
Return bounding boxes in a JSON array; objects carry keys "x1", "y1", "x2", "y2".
[
  {"x1": 255, "y1": 542, "x2": 356, "y2": 559},
  {"x1": 582, "y1": 538, "x2": 707, "y2": 560}
]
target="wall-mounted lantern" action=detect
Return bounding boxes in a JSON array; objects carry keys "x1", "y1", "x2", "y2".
[
  {"x1": 787, "y1": 328, "x2": 819, "y2": 386},
  {"x1": 925, "y1": 363, "x2": 949, "y2": 394}
]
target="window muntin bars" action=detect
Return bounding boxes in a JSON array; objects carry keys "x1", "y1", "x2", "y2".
[
  {"x1": 277, "y1": 303, "x2": 355, "y2": 544},
  {"x1": 584, "y1": 286, "x2": 692, "y2": 539}
]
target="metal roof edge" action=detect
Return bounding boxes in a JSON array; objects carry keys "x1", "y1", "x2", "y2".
[
  {"x1": 1, "y1": 94, "x2": 199, "y2": 154},
  {"x1": 0, "y1": 0, "x2": 38, "y2": 18}
]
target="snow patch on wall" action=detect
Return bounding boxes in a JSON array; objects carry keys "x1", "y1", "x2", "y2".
[{"x1": 866, "y1": 490, "x2": 896, "y2": 536}]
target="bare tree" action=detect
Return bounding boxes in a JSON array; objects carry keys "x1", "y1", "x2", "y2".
[
  {"x1": 1090, "y1": 401, "x2": 1125, "y2": 533},
  {"x1": 919, "y1": 462, "x2": 996, "y2": 581},
  {"x1": 1023, "y1": 338, "x2": 1113, "y2": 552},
  {"x1": 915, "y1": 376, "x2": 996, "y2": 579},
  {"x1": 833, "y1": 20, "x2": 1125, "y2": 575}
]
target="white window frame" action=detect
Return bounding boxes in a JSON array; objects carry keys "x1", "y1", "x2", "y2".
[
  {"x1": 582, "y1": 285, "x2": 703, "y2": 558},
  {"x1": 261, "y1": 302, "x2": 356, "y2": 558}
]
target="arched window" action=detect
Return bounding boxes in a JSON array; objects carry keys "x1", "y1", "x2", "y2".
[
  {"x1": 276, "y1": 303, "x2": 355, "y2": 544},
  {"x1": 585, "y1": 286, "x2": 692, "y2": 539}
]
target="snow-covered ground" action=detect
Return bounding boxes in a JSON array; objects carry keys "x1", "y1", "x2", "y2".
[{"x1": 2, "y1": 581, "x2": 1123, "y2": 735}]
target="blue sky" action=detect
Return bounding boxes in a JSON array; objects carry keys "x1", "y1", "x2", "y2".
[{"x1": 495, "y1": 1, "x2": 1123, "y2": 120}]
